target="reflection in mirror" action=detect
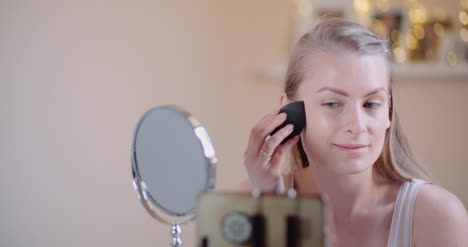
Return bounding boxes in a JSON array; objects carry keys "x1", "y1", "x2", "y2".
[{"x1": 131, "y1": 105, "x2": 217, "y2": 246}]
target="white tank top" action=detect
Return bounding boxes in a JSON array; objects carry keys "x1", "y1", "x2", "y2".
[
  {"x1": 283, "y1": 175, "x2": 428, "y2": 247},
  {"x1": 387, "y1": 179, "x2": 428, "y2": 247}
]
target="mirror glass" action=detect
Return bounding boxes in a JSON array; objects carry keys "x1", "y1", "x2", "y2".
[{"x1": 132, "y1": 105, "x2": 217, "y2": 224}]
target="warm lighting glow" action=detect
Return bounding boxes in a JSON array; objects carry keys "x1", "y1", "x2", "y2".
[
  {"x1": 447, "y1": 51, "x2": 458, "y2": 66},
  {"x1": 375, "y1": 0, "x2": 390, "y2": 12},
  {"x1": 406, "y1": 33, "x2": 418, "y2": 50},
  {"x1": 354, "y1": 0, "x2": 372, "y2": 25},
  {"x1": 391, "y1": 30, "x2": 401, "y2": 42},
  {"x1": 393, "y1": 47, "x2": 407, "y2": 63},
  {"x1": 460, "y1": 28, "x2": 468, "y2": 42},
  {"x1": 434, "y1": 23, "x2": 445, "y2": 37},
  {"x1": 462, "y1": 0, "x2": 468, "y2": 10},
  {"x1": 354, "y1": 0, "x2": 371, "y2": 14},
  {"x1": 409, "y1": 7, "x2": 428, "y2": 23},
  {"x1": 459, "y1": 11, "x2": 468, "y2": 25},
  {"x1": 434, "y1": 8, "x2": 447, "y2": 21},
  {"x1": 373, "y1": 20, "x2": 387, "y2": 35},
  {"x1": 413, "y1": 24, "x2": 425, "y2": 39}
]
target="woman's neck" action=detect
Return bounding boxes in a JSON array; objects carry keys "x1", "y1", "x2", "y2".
[{"x1": 295, "y1": 165, "x2": 393, "y2": 221}]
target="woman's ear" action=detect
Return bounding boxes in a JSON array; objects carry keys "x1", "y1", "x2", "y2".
[{"x1": 280, "y1": 92, "x2": 290, "y2": 107}]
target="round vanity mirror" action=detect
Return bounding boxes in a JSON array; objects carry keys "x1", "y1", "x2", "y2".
[{"x1": 131, "y1": 105, "x2": 217, "y2": 246}]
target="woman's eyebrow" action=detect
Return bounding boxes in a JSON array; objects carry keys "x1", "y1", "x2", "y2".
[{"x1": 315, "y1": 87, "x2": 387, "y2": 97}]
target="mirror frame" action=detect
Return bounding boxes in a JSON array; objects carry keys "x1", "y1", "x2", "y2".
[{"x1": 131, "y1": 105, "x2": 217, "y2": 225}]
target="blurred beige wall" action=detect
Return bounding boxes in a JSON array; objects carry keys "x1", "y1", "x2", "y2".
[{"x1": 1, "y1": 0, "x2": 466, "y2": 246}]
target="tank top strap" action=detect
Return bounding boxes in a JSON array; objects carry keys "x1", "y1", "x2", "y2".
[{"x1": 387, "y1": 179, "x2": 429, "y2": 247}]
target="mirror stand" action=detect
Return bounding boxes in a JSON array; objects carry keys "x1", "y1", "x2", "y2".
[{"x1": 171, "y1": 223, "x2": 182, "y2": 247}]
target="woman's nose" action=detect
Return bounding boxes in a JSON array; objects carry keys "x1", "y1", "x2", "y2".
[{"x1": 344, "y1": 106, "x2": 366, "y2": 136}]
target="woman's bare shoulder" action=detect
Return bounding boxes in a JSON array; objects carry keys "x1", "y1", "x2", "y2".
[{"x1": 413, "y1": 183, "x2": 468, "y2": 246}]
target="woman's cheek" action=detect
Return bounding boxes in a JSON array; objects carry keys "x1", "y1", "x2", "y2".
[
  {"x1": 301, "y1": 114, "x2": 332, "y2": 157},
  {"x1": 369, "y1": 113, "x2": 390, "y2": 135},
  {"x1": 305, "y1": 111, "x2": 334, "y2": 135}
]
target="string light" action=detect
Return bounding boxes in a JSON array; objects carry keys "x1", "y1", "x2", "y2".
[
  {"x1": 459, "y1": 1, "x2": 468, "y2": 43},
  {"x1": 393, "y1": 47, "x2": 407, "y2": 63},
  {"x1": 409, "y1": 7, "x2": 428, "y2": 24},
  {"x1": 459, "y1": 11, "x2": 468, "y2": 25},
  {"x1": 462, "y1": 0, "x2": 468, "y2": 10},
  {"x1": 413, "y1": 24, "x2": 425, "y2": 39},
  {"x1": 354, "y1": 0, "x2": 371, "y2": 14},
  {"x1": 434, "y1": 23, "x2": 445, "y2": 37},
  {"x1": 348, "y1": 0, "x2": 466, "y2": 62},
  {"x1": 406, "y1": 33, "x2": 418, "y2": 50},
  {"x1": 354, "y1": 0, "x2": 372, "y2": 25}
]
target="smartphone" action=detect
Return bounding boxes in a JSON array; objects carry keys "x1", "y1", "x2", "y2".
[{"x1": 196, "y1": 191, "x2": 326, "y2": 247}]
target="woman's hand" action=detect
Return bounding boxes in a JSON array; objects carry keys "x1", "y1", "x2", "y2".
[{"x1": 243, "y1": 110, "x2": 300, "y2": 191}]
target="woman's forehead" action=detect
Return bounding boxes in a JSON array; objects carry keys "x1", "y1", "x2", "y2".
[{"x1": 298, "y1": 52, "x2": 390, "y2": 97}]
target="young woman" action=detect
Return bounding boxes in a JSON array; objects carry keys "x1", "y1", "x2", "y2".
[{"x1": 239, "y1": 18, "x2": 468, "y2": 246}]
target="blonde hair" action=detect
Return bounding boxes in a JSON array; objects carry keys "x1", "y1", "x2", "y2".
[{"x1": 284, "y1": 18, "x2": 432, "y2": 183}]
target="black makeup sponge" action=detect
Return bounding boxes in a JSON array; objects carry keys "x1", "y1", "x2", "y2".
[{"x1": 271, "y1": 101, "x2": 306, "y2": 144}]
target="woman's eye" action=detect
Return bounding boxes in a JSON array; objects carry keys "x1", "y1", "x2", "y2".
[
  {"x1": 364, "y1": 102, "x2": 380, "y2": 108},
  {"x1": 323, "y1": 102, "x2": 340, "y2": 108}
]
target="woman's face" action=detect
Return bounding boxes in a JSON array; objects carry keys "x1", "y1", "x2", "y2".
[{"x1": 295, "y1": 51, "x2": 391, "y2": 175}]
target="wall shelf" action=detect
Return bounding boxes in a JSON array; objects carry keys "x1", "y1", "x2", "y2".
[{"x1": 257, "y1": 61, "x2": 468, "y2": 82}]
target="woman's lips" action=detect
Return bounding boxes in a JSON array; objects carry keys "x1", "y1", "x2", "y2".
[{"x1": 333, "y1": 144, "x2": 369, "y2": 152}]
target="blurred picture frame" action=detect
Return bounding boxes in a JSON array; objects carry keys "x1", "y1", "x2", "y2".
[
  {"x1": 368, "y1": 6, "x2": 468, "y2": 80},
  {"x1": 283, "y1": 1, "x2": 468, "y2": 80}
]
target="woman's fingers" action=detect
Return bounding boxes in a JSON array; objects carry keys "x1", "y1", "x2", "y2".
[
  {"x1": 257, "y1": 124, "x2": 294, "y2": 162},
  {"x1": 242, "y1": 110, "x2": 301, "y2": 191},
  {"x1": 267, "y1": 135, "x2": 300, "y2": 174},
  {"x1": 244, "y1": 111, "x2": 287, "y2": 160}
]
